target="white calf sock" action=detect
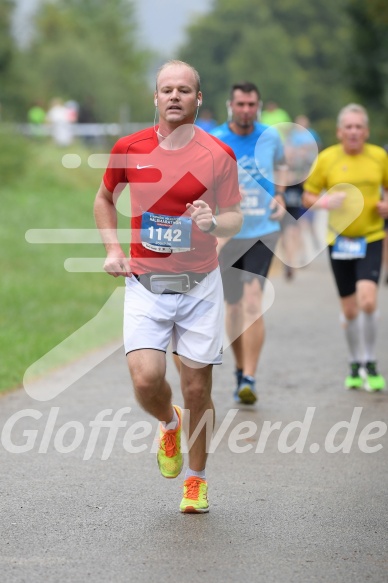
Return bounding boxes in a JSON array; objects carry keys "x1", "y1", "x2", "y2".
[
  {"x1": 341, "y1": 313, "x2": 362, "y2": 363},
  {"x1": 360, "y1": 311, "x2": 378, "y2": 362}
]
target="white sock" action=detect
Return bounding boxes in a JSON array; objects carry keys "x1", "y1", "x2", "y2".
[
  {"x1": 242, "y1": 374, "x2": 255, "y2": 383},
  {"x1": 341, "y1": 313, "x2": 362, "y2": 363},
  {"x1": 360, "y1": 311, "x2": 378, "y2": 362},
  {"x1": 185, "y1": 468, "x2": 206, "y2": 480},
  {"x1": 161, "y1": 407, "x2": 178, "y2": 430}
]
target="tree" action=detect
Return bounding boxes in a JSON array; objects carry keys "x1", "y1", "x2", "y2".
[
  {"x1": 5, "y1": 0, "x2": 153, "y2": 122},
  {"x1": 179, "y1": 0, "x2": 352, "y2": 144},
  {"x1": 0, "y1": 0, "x2": 24, "y2": 120},
  {"x1": 346, "y1": 0, "x2": 388, "y2": 108},
  {"x1": 0, "y1": 0, "x2": 13, "y2": 76},
  {"x1": 365, "y1": 0, "x2": 388, "y2": 25}
]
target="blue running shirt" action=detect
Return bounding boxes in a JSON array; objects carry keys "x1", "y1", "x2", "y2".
[{"x1": 211, "y1": 122, "x2": 284, "y2": 239}]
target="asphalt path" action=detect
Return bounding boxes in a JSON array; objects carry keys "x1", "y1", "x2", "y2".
[{"x1": 1, "y1": 250, "x2": 387, "y2": 583}]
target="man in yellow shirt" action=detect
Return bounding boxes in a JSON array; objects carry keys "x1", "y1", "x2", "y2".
[{"x1": 303, "y1": 103, "x2": 388, "y2": 391}]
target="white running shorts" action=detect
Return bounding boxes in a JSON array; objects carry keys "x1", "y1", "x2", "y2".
[{"x1": 123, "y1": 267, "x2": 224, "y2": 365}]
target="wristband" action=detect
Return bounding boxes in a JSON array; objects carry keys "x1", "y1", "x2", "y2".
[{"x1": 204, "y1": 215, "x2": 217, "y2": 233}]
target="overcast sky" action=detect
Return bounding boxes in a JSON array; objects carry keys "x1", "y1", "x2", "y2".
[
  {"x1": 136, "y1": 0, "x2": 211, "y2": 55},
  {"x1": 12, "y1": 0, "x2": 212, "y2": 55}
]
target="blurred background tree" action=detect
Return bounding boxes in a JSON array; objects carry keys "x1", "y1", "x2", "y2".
[
  {"x1": 0, "y1": 1, "x2": 14, "y2": 92},
  {"x1": 178, "y1": 0, "x2": 388, "y2": 145},
  {"x1": 0, "y1": 0, "x2": 26, "y2": 119},
  {"x1": 178, "y1": 0, "x2": 352, "y2": 144},
  {"x1": 345, "y1": 0, "x2": 388, "y2": 144},
  {"x1": 2, "y1": 0, "x2": 153, "y2": 122}
]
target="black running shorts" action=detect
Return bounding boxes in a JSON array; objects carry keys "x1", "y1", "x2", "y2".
[
  {"x1": 219, "y1": 233, "x2": 279, "y2": 304},
  {"x1": 328, "y1": 239, "x2": 383, "y2": 298}
]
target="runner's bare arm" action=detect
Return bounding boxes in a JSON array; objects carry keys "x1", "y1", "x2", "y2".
[
  {"x1": 269, "y1": 193, "x2": 286, "y2": 220},
  {"x1": 302, "y1": 190, "x2": 319, "y2": 208},
  {"x1": 94, "y1": 180, "x2": 132, "y2": 277},
  {"x1": 302, "y1": 189, "x2": 346, "y2": 210},
  {"x1": 377, "y1": 188, "x2": 388, "y2": 219}
]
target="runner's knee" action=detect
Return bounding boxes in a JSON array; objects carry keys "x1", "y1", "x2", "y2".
[{"x1": 359, "y1": 297, "x2": 376, "y2": 314}]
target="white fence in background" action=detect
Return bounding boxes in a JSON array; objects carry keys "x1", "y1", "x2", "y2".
[{"x1": 2, "y1": 123, "x2": 151, "y2": 138}]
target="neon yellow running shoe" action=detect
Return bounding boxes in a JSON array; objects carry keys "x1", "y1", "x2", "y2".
[
  {"x1": 238, "y1": 376, "x2": 257, "y2": 404},
  {"x1": 157, "y1": 405, "x2": 183, "y2": 479},
  {"x1": 345, "y1": 362, "x2": 363, "y2": 390},
  {"x1": 180, "y1": 477, "x2": 209, "y2": 514},
  {"x1": 365, "y1": 362, "x2": 386, "y2": 392}
]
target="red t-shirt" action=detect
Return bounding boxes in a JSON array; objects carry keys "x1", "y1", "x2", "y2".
[{"x1": 103, "y1": 126, "x2": 240, "y2": 274}]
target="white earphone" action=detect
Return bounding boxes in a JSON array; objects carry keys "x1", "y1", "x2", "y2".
[
  {"x1": 154, "y1": 98, "x2": 158, "y2": 106},
  {"x1": 226, "y1": 100, "x2": 232, "y2": 121}
]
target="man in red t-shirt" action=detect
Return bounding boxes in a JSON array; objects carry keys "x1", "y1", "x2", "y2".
[{"x1": 94, "y1": 60, "x2": 242, "y2": 513}]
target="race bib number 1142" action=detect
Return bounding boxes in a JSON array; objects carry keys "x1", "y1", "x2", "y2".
[{"x1": 141, "y1": 211, "x2": 192, "y2": 253}]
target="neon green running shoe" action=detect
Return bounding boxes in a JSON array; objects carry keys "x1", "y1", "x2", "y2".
[
  {"x1": 365, "y1": 362, "x2": 386, "y2": 392},
  {"x1": 157, "y1": 405, "x2": 183, "y2": 479},
  {"x1": 345, "y1": 362, "x2": 363, "y2": 390},
  {"x1": 180, "y1": 477, "x2": 209, "y2": 514}
]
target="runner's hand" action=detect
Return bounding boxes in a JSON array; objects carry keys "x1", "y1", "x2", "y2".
[
  {"x1": 269, "y1": 194, "x2": 286, "y2": 220},
  {"x1": 377, "y1": 200, "x2": 388, "y2": 219},
  {"x1": 186, "y1": 200, "x2": 214, "y2": 232},
  {"x1": 104, "y1": 251, "x2": 132, "y2": 278},
  {"x1": 320, "y1": 191, "x2": 346, "y2": 210}
]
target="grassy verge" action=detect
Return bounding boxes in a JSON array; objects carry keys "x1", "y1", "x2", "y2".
[{"x1": 0, "y1": 135, "x2": 127, "y2": 393}]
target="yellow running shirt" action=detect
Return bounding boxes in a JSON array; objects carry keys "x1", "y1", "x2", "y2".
[{"x1": 304, "y1": 143, "x2": 388, "y2": 243}]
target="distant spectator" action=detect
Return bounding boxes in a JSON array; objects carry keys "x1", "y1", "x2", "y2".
[
  {"x1": 28, "y1": 101, "x2": 46, "y2": 125},
  {"x1": 78, "y1": 96, "x2": 97, "y2": 124},
  {"x1": 27, "y1": 101, "x2": 46, "y2": 138},
  {"x1": 195, "y1": 108, "x2": 217, "y2": 133},
  {"x1": 46, "y1": 98, "x2": 73, "y2": 147},
  {"x1": 65, "y1": 100, "x2": 79, "y2": 123},
  {"x1": 78, "y1": 96, "x2": 98, "y2": 145}
]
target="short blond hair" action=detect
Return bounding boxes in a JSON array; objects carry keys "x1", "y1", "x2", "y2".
[
  {"x1": 337, "y1": 103, "x2": 369, "y2": 128},
  {"x1": 155, "y1": 60, "x2": 201, "y2": 92}
]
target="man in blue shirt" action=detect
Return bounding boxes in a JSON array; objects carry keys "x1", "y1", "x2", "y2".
[{"x1": 211, "y1": 82, "x2": 286, "y2": 404}]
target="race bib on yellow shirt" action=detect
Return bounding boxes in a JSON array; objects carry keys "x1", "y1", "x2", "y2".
[{"x1": 331, "y1": 236, "x2": 366, "y2": 260}]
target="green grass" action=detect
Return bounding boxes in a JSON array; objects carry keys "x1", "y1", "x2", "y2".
[{"x1": 0, "y1": 136, "x2": 128, "y2": 393}]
